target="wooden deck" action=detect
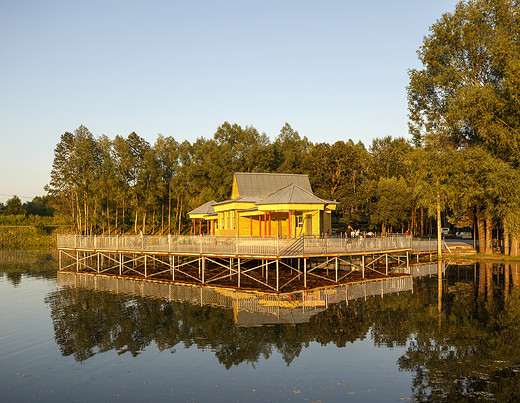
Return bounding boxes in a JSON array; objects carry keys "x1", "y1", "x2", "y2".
[
  {"x1": 56, "y1": 234, "x2": 441, "y2": 292},
  {"x1": 57, "y1": 234, "x2": 435, "y2": 258}
]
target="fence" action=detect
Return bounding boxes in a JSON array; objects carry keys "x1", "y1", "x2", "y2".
[{"x1": 57, "y1": 234, "x2": 441, "y2": 257}]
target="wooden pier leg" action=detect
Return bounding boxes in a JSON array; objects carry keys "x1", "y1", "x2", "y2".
[
  {"x1": 59, "y1": 249, "x2": 62, "y2": 271},
  {"x1": 119, "y1": 253, "x2": 122, "y2": 276},
  {"x1": 238, "y1": 258, "x2": 241, "y2": 288},
  {"x1": 172, "y1": 255, "x2": 175, "y2": 281},
  {"x1": 145, "y1": 255, "x2": 147, "y2": 278},
  {"x1": 406, "y1": 252, "x2": 410, "y2": 273},
  {"x1": 276, "y1": 259, "x2": 279, "y2": 292},
  {"x1": 385, "y1": 254, "x2": 388, "y2": 276},
  {"x1": 304, "y1": 258, "x2": 307, "y2": 288},
  {"x1": 202, "y1": 256, "x2": 205, "y2": 284},
  {"x1": 97, "y1": 253, "x2": 100, "y2": 273},
  {"x1": 169, "y1": 255, "x2": 173, "y2": 279},
  {"x1": 362, "y1": 255, "x2": 365, "y2": 278},
  {"x1": 335, "y1": 257, "x2": 338, "y2": 283},
  {"x1": 76, "y1": 251, "x2": 79, "y2": 272}
]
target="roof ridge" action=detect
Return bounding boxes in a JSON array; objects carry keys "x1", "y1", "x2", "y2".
[
  {"x1": 255, "y1": 182, "x2": 294, "y2": 204},
  {"x1": 235, "y1": 172, "x2": 307, "y2": 176}
]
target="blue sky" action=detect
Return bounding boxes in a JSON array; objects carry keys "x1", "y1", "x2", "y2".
[{"x1": 0, "y1": 0, "x2": 460, "y2": 203}]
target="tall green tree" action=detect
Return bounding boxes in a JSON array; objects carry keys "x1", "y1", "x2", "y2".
[
  {"x1": 408, "y1": 0, "x2": 520, "y2": 163},
  {"x1": 4, "y1": 196, "x2": 25, "y2": 216}
]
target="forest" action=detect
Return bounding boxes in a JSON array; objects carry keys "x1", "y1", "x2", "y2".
[{"x1": 4, "y1": 0, "x2": 520, "y2": 256}]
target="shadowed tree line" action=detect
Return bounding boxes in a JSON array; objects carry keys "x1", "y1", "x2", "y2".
[{"x1": 43, "y1": 121, "x2": 520, "y2": 256}]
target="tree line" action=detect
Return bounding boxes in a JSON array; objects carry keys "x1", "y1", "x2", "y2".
[{"x1": 39, "y1": 0, "x2": 520, "y2": 256}]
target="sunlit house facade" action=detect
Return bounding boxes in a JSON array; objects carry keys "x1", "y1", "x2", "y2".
[{"x1": 188, "y1": 172, "x2": 337, "y2": 237}]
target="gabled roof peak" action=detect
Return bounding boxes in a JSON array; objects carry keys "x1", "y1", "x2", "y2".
[{"x1": 233, "y1": 172, "x2": 312, "y2": 199}]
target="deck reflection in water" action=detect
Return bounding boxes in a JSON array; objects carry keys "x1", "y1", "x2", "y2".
[{"x1": 57, "y1": 271, "x2": 412, "y2": 326}]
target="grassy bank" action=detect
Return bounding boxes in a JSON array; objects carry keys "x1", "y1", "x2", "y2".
[{"x1": 0, "y1": 226, "x2": 56, "y2": 249}]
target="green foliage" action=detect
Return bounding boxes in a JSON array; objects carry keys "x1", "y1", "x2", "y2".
[
  {"x1": 0, "y1": 226, "x2": 56, "y2": 249},
  {"x1": 408, "y1": 0, "x2": 520, "y2": 159},
  {"x1": 4, "y1": 196, "x2": 25, "y2": 215}
]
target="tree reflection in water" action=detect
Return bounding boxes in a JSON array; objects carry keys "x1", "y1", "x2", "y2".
[
  {"x1": 45, "y1": 280, "x2": 412, "y2": 368},
  {"x1": 399, "y1": 262, "x2": 520, "y2": 402},
  {"x1": 45, "y1": 262, "x2": 520, "y2": 401}
]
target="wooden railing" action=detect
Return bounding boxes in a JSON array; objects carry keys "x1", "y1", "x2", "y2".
[{"x1": 56, "y1": 234, "x2": 440, "y2": 257}]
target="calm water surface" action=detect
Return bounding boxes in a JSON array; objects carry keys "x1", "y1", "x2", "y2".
[{"x1": 1, "y1": 251, "x2": 519, "y2": 402}]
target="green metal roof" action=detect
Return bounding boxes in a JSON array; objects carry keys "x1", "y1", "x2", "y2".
[
  {"x1": 256, "y1": 184, "x2": 332, "y2": 205},
  {"x1": 188, "y1": 200, "x2": 216, "y2": 216},
  {"x1": 234, "y1": 172, "x2": 312, "y2": 199}
]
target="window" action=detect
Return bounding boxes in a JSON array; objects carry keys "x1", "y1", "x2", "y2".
[{"x1": 296, "y1": 211, "x2": 303, "y2": 227}]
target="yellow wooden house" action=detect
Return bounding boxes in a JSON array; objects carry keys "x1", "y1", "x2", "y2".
[{"x1": 188, "y1": 173, "x2": 337, "y2": 237}]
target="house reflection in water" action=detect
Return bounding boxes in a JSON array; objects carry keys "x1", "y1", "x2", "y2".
[{"x1": 57, "y1": 271, "x2": 412, "y2": 326}]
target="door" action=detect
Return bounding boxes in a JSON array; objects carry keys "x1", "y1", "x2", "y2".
[{"x1": 306, "y1": 214, "x2": 312, "y2": 236}]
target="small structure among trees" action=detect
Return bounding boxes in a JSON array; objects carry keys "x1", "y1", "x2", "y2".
[{"x1": 188, "y1": 173, "x2": 337, "y2": 237}]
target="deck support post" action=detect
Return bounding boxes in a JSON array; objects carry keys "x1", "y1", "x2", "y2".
[
  {"x1": 202, "y1": 256, "x2": 205, "y2": 283},
  {"x1": 385, "y1": 254, "x2": 388, "y2": 275},
  {"x1": 335, "y1": 257, "x2": 338, "y2": 282},
  {"x1": 59, "y1": 249, "x2": 62, "y2": 271},
  {"x1": 276, "y1": 259, "x2": 279, "y2": 291},
  {"x1": 304, "y1": 258, "x2": 307, "y2": 288},
  {"x1": 144, "y1": 255, "x2": 147, "y2": 278},
  {"x1": 97, "y1": 253, "x2": 100, "y2": 273},
  {"x1": 406, "y1": 252, "x2": 410, "y2": 273},
  {"x1": 238, "y1": 258, "x2": 241, "y2": 288},
  {"x1": 119, "y1": 253, "x2": 122, "y2": 275},
  {"x1": 362, "y1": 255, "x2": 365, "y2": 278},
  {"x1": 76, "y1": 251, "x2": 79, "y2": 272}
]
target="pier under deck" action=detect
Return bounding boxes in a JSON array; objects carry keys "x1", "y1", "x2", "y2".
[{"x1": 57, "y1": 234, "x2": 439, "y2": 292}]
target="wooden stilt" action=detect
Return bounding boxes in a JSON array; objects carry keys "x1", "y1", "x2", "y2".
[
  {"x1": 276, "y1": 259, "x2": 279, "y2": 292},
  {"x1": 304, "y1": 258, "x2": 307, "y2": 288}
]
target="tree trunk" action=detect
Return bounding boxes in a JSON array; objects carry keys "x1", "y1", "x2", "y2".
[
  {"x1": 485, "y1": 213, "x2": 493, "y2": 254},
  {"x1": 436, "y1": 193, "x2": 442, "y2": 257},
  {"x1": 504, "y1": 217, "x2": 510, "y2": 256},
  {"x1": 511, "y1": 233, "x2": 520, "y2": 257},
  {"x1": 475, "y1": 206, "x2": 486, "y2": 254},
  {"x1": 420, "y1": 206, "x2": 424, "y2": 236},
  {"x1": 168, "y1": 186, "x2": 172, "y2": 234},
  {"x1": 178, "y1": 197, "x2": 183, "y2": 235}
]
